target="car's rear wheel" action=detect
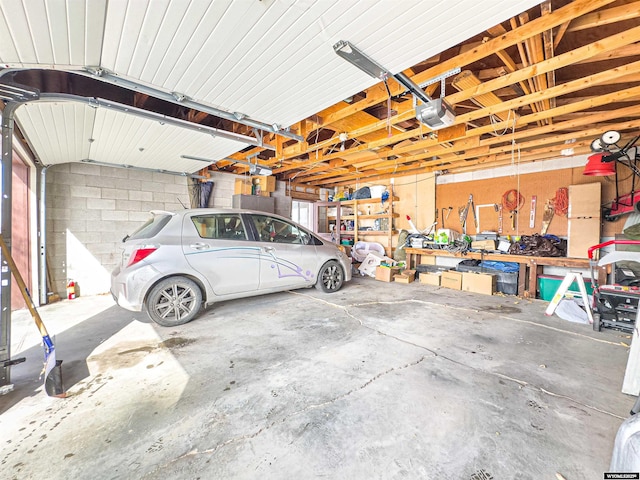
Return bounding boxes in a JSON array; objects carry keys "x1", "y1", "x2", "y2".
[
  {"x1": 145, "y1": 276, "x2": 202, "y2": 326},
  {"x1": 316, "y1": 260, "x2": 344, "y2": 293}
]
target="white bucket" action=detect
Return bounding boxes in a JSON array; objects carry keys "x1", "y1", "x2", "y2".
[{"x1": 369, "y1": 185, "x2": 386, "y2": 198}]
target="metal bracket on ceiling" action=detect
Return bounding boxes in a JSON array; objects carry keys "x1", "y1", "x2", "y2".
[
  {"x1": 0, "y1": 81, "x2": 39, "y2": 102},
  {"x1": 252, "y1": 128, "x2": 264, "y2": 147},
  {"x1": 35, "y1": 93, "x2": 276, "y2": 150},
  {"x1": 417, "y1": 67, "x2": 461, "y2": 99},
  {"x1": 77, "y1": 66, "x2": 304, "y2": 142},
  {"x1": 81, "y1": 159, "x2": 206, "y2": 179},
  {"x1": 0, "y1": 67, "x2": 303, "y2": 144}
]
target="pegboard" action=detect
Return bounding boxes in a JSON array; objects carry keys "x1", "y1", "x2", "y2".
[{"x1": 436, "y1": 167, "x2": 628, "y2": 238}]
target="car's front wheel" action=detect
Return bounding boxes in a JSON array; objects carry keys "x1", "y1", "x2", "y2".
[
  {"x1": 145, "y1": 276, "x2": 202, "y2": 326},
  {"x1": 316, "y1": 260, "x2": 344, "y2": 293}
]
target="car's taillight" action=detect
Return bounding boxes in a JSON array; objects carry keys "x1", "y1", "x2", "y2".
[{"x1": 127, "y1": 247, "x2": 158, "y2": 267}]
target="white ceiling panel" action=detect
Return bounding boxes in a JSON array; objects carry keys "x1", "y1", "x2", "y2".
[
  {"x1": 15, "y1": 102, "x2": 93, "y2": 165},
  {"x1": 89, "y1": 108, "x2": 248, "y2": 173},
  {"x1": 96, "y1": 0, "x2": 541, "y2": 126},
  {"x1": 15, "y1": 102, "x2": 248, "y2": 173},
  {"x1": 0, "y1": 0, "x2": 105, "y2": 67}
]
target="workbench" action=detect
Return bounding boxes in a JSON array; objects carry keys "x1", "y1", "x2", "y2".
[{"x1": 405, "y1": 248, "x2": 606, "y2": 298}]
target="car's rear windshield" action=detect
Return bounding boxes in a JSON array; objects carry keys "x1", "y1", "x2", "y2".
[{"x1": 126, "y1": 214, "x2": 172, "y2": 241}]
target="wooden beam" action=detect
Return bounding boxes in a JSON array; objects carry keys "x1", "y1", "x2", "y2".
[
  {"x1": 280, "y1": 0, "x2": 620, "y2": 165},
  {"x1": 511, "y1": 16, "x2": 541, "y2": 120},
  {"x1": 452, "y1": 70, "x2": 512, "y2": 122},
  {"x1": 486, "y1": 23, "x2": 536, "y2": 103},
  {"x1": 541, "y1": 0, "x2": 556, "y2": 109},
  {"x1": 313, "y1": 0, "x2": 616, "y2": 130},
  {"x1": 298, "y1": 99, "x2": 640, "y2": 184},
  {"x1": 344, "y1": 52, "x2": 640, "y2": 168},
  {"x1": 553, "y1": 20, "x2": 571, "y2": 49},
  {"x1": 567, "y1": 1, "x2": 640, "y2": 32}
]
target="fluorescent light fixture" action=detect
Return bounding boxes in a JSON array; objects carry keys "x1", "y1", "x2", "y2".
[
  {"x1": 333, "y1": 40, "x2": 390, "y2": 80},
  {"x1": 182, "y1": 155, "x2": 273, "y2": 176},
  {"x1": 180, "y1": 155, "x2": 218, "y2": 163}
]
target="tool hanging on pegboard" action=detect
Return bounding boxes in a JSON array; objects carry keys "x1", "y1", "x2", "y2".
[
  {"x1": 497, "y1": 204, "x2": 503, "y2": 234},
  {"x1": 541, "y1": 199, "x2": 554, "y2": 235},
  {"x1": 502, "y1": 189, "x2": 525, "y2": 232},
  {"x1": 475, "y1": 204, "x2": 499, "y2": 234},
  {"x1": 458, "y1": 194, "x2": 477, "y2": 234},
  {"x1": 530, "y1": 195, "x2": 537, "y2": 229},
  {"x1": 441, "y1": 206, "x2": 452, "y2": 229}
]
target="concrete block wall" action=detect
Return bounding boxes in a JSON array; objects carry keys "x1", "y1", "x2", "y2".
[
  {"x1": 202, "y1": 171, "x2": 292, "y2": 217},
  {"x1": 205, "y1": 171, "x2": 237, "y2": 208},
  {"x1": 46, "y1": 163, "x2": 190, "y2": 297}
]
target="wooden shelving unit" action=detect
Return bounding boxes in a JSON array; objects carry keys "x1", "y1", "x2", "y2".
[{"x1": 311, "y1": 193, "x2": 398, "y2": 256}]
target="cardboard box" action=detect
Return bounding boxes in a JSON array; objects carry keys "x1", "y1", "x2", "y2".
[
  {"x1": 234, "y1": 178, "x2": 253, "y2": 195},
  {"x1": 441, "y1": 270, "x2": 462, "y2": 290},
  {"x1": 461, "y1": 272, "x2": 496, "y2": 295},
  {"x1": 568, "y1": 183, "x2": 601, "y2": 218},
  {"x1": 419, "y1": 272, "x2": 441, "y2": 286},
  {"x1": 419, "y1": 255, "x2": 436, "y2": 265},
  {"x1": 394, "y1": 270, "x2": 416, "y2": 284},
  {"x1": 471, "y1": 240, "x2": 496, "y2": 250},
  {"x1": 375, "y1": 266, "x2": 401, "y2": 282},
  {"x1": 362, "y1": 253, "x2": 395, "y2": 277},
  {"x1": 568, "y1": 217, "x2": 600, "y2": 258},
  {"x1": 252, "y1": 175, "x2": 276, "y2": 193}
]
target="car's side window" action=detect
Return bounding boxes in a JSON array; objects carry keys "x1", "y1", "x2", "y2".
[
  {"x1": 191, "y1": 214, "x2": 247, "y2": 240},
  {"x1": 250, "y1": 215, "x2": 308, "y2": 244}
]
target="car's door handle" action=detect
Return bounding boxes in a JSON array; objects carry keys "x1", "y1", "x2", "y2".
[
  {"x1": 263, "y1": 246, "x2": 275, "y2": 253},
  {"x1": 190, "y1": 243, "x2": 210, "y2": 250}
]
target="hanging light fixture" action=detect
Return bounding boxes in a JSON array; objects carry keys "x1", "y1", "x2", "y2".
[{"x1": 583, "y1": 153, "x2": 616, "y2": 176}]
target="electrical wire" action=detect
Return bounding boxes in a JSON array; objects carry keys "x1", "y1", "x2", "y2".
[
  {"x1": 553, "y1": 187, "x2": 569, "y2": 216},
  {"x1": 490, "y1": 108, "x2": 514, "y2": 137},
  {"x1": 502, "y1": 189, "x2": 524, "y2": 211}
]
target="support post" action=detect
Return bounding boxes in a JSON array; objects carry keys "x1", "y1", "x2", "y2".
[
  {"x1": 0, "y1": 103, "x2": 17, "y2": 387},
  {"x1": 39, "y1": 167, "x2": 47, "y2": 305}
]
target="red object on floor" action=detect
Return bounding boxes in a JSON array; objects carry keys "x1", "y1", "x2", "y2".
[{"x1": 67, "y1": 281, "x2": 76, "y2": 300}]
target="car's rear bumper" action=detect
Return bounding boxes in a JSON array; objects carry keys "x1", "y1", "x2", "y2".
[{"x1": 111, "y1": 263, "x2": 161, "y2": 312}]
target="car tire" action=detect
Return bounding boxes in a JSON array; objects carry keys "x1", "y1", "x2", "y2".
[
  {"x1": 315, "y1": 260, "x2": 344, "y2": 293},
  {"x1": 145, "y1": 276, "x2": 202, "y2": 327}
]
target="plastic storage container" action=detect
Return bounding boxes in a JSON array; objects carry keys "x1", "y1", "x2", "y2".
[
  {"x1": 537, "y1": 274, "x2": 594, "y2": 301},
  {"x1": 455, "y1": 263, "x2": 518, "y2": 295}
]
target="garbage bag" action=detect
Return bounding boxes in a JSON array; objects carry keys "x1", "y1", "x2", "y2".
[
  {"x1": 479, "y1": 261, "x2": 519, "y2": 272},
  {"x1": 353, "y1": 186, "x2": 371, "y2": 199},
  {"x1": 508, "y1": 234, "x2": 566, "y2": 257},
  {"x1": 459, "y1": 259, "x2": 480, "y2": 267}
]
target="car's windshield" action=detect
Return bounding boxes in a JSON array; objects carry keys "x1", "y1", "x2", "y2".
[{"x1": 126, "y1": 214, "x2": 172, "y2": 241}]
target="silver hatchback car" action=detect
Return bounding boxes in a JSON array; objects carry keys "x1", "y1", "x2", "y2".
[{"x1": 111, "y1": 209, "x2": 352, "y2": 326}]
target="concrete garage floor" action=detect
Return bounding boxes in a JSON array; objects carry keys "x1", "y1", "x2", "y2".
[{"x1": 0, "y1": 275, "x2": 636, "y2": 479}]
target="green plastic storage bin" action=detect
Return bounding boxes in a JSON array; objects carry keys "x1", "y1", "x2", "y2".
[{"x1": 538, "y1": 274, "x2": 594, "y2": 301}]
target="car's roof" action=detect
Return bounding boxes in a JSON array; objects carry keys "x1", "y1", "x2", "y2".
[{"x1": 152, "y1": 208, "x2": 297, "y2": 223}]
